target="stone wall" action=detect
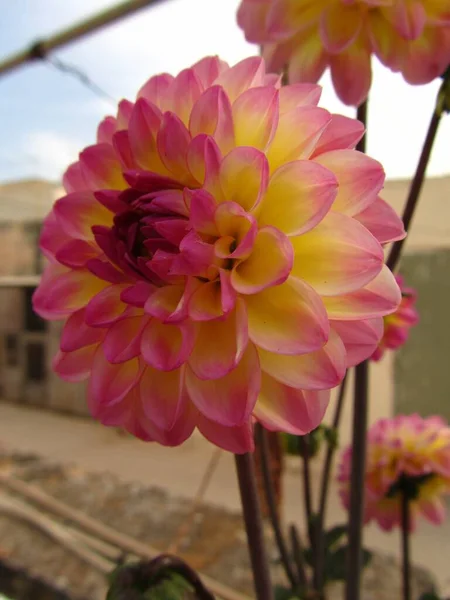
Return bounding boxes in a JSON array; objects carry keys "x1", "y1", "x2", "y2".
[{"x1": 0, "y1": 283, "x2": 89, "y2": 418}]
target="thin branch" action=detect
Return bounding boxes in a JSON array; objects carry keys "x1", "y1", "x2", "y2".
[
  {"x1": 0, "y1": 474, "x2": 250, "y2": 600},
  {"x1": 289, "y1": 525, "x2": 308, "y2": 589},
  {"x1": 235, "y1": 453, "x2": 274, "y2": 600},
  {"x1": 167, "y1": 448, "x2": 222, "y2": 555},
  {"x1": 387, "y1": 75, "x2": 449, "y2": 271},
  {"x1": 255, "y1": 425, "x2": 299, "y2": 589},
  {"x1": 0, "y1": 0, "x2": 170, "y2": 78},
  {"x1": 315, "y1": 373, "x2": 349, "y2": 591}
]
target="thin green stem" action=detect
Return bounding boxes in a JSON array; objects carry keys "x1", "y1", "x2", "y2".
[
  {"x1": 256, "y1": 425, "x2": 299, "y2": 589},
  {"x1": 315, "y1": 373, "x2": 349, "y2": 592},
  {"x1": 401, "y1": 492, "x2": 411, "y2": 600},
  {"x1": 234, "y1": 453, "x2": 274, "y2": 600},
  {"x1": 387, "y1": 77, "x2": 448, "y2": 271}
]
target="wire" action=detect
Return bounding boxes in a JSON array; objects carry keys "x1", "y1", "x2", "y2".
[{"x1": 44, "y1": 55, "x2": 117, "y2": 107}]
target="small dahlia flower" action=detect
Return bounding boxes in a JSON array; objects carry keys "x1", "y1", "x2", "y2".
[
  {"x1": 371, "y1": 274, "x2": 419, "y2": 361},
  {"x1": 33, "y1": 56, "x2": 403, "y2": 453},
  {"x1": 338, "y1": 415, "x2": 450, "y2": 531},
  {"x1": 237, "y1": 0, "x2": 450, "y2": 106}
]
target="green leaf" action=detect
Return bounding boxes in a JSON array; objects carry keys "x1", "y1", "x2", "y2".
[
  {"x1": 417, "y1": 593, "x2": 441, "y2": 600},
  {"x1": 323, "y1": 546, "x2": 373, "y2": 583},
  {"x1": 273, "y1": 585, "x2": 301, "y2": 600},
  {"x1": 324, "y1": 525, "x2": 348, "y2": 550}
]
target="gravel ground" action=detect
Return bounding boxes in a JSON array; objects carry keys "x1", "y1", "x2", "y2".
[{"x1": 0, "y1": 450, "x2": 437, "y2": 600}]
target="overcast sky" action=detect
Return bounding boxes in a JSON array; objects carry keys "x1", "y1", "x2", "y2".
[{"x1": 1, "y1": 0, "x2": 449, "y2": 183}]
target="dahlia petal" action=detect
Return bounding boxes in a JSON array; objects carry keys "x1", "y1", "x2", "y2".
[
  {"x1": 186, "y1": 343, "x2": 260, "y2": 427},
  {"x1": 219, "y1": 147, "x2": 269, "y2": 211},
  {"x1": 267, "y1": 106, "x2": 332, "y2": 171},
  {"x1": 123, "y1": 170, "x2": 182, "y2": 193},
  {"x1": 79, "y1": 143, "x2": 126, "y2": 190},
  {"x1": 323, "y1": 265, "x2": 401, "y2": 320},
  {"x1": 156, "y1": 112, "x2": 193, "y2": 183},
  {"x1": 311, "y1": 115, "x2": 365, "y2": 157},
  {"x1": 196, "y1": 414, "x2": 254, "y2": 454},
  {"x1": 139, "y1": 366, "x2": 186, "y2": 430},
  {"x1": 151, "y1": 189, "x2": 189, "y2": 216},
  {"x1": 103, "y1": 316, "x2": 149, "y2": 364},
  {"x1": 189, "y1": 189, "x2": 218, "y2": 236},
  {"x1": 237, "y1": 0, "x2": 271, "y2": 43},
  {"x1": 33, "y1": 267, "x2": 108, "y2": 320},
  {"x1": 140, "y1": 319, "x2": 194, "y2": 371},
  {"x1": 144, "y1": 284, "x2": 186, "y2": 321},
  {"x1": 54, "y1": 192, "x2": 113, "y2": 241},
  {"x1": 288, "y1": 28, "x2": 328, "y2": 84},
  {"x1": 189, "y1": 86, "x2": 235, "y2": 155},
  {"x1": 116, "y1": 100, "x2": 134, "y2": 129},
  {"x1": 40, "y1": 211, "x2": 69, "y2": 261},
  {"x1": 258, "y1": 329, "x2": 346, "y2": 390},
  {"x1": 128, "y1": 98, "x2": 169, "y2": 174},
  {"x1": 87, "y1": 348, "x2": 141, "y2": 415},
  {"x1": 187, "y1": 134, "x2": 223, "y2": 186},
  {"x1": 245, "y1": 276, "x2": 329, "y2": 354},
  {"x1": 63, "y1": 162, "x2": 88, "y2": 193},
  {"x1": 137, "y1": 73, "x2": 174, "y2": 110},
  {"x1": 320, "y1": 3, "x2": 363, "y2": 53},
  {"x1": 355, "y1": 196, "x2": 406, "y2": 244},
  {"x1": 53, "y1": 345, "x2": 99, "y2": 382},
  {"x1": 169, "y1": 68, "x2": 203, "y2": 125},
  {"x1": 331, "y1": 318, "x2": 384, "y2": 367},
  {"x1": 112, "y1": 130, "x2": 135, "y2": 169},
  {"x1": 258, "y1": 160, "x2": 338, "y2": 236},
  {"x1": 254, "y1": 375, "x2": 330, "y2": 435},
  {"x1": 400, "y1": 27, "x2": 450, "y2": 85},
  {"x1": 232, "y1": 86, "x2": 279, "y2": 151},
  {"x1": 84, "y1": 284, "x2": 129, "y2": 328},
  {"x1": 191, "y1": 56, "x2": 229, "y2": 88},
  {"x1": 385, "y1": 0, "x2": 426, "y2": 40},
  {"x1": 314, "y1": 150, "x2": 385, "y2": 216},
  {"x1": 87, "y1": 258, "x2": 129, "y2": 284},
  {"x1": 329, "y1": 38, "x2": 372, "y2": 106},
  {"x1": 419, "y1": 498, "x2": 446, "y2": 525},
  {"x1": 120, "y1": 282, "x2": 155, "y2": 308},
  {"x1": 231, "y1": 226, "x2": 293, "y2": 294},
  {"x1": 291, "y1": 211, "x2": 384, "y2": 295},
  {"x1": 97, "y1": 116, "x2": 116, "y2": 145},
  {"x1": 266, "y1": 0, "x2": 324, "y2": 39},
  {"x1": 170, "y1": 230, "x2": 215, "y2": 277},
  {"x1": 188, "y1": 280, "x2": 226, "y2": 321},
  {"x1": 60, "y1": 308, "x2": 105, "y2": 352},
  {"x1": 279, "y1": 83, "x2": 322, "y2": 113},
  {"x1": 214, "y1": 57, "x2": 266, "y2": 102},
  {"x1": 56, "y1": 239, "x2": 99, "y2": 268},
  {"x1": 94, "y1": 190, "x2": 129, "y2": 214},
  {"x1": 188, "y1": 301, "x2": 248, "y2": 379}
]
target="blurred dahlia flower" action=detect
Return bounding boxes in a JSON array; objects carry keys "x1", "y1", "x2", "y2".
[
  {"x1": 237, "y1": 0, "x2": 450, "y2": 106},
  {"x1": 371, "y1": 274, "x2": 419, "y2": 361},
  {"x1": 33, "y1": 56, "x2": 403, "y2": 453},
  {"x1": 338, "y1": 414, "x2": 450, "y2": 531}
]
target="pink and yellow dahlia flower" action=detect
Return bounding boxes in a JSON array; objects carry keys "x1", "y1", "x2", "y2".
[
  {"x1": 33, "y1": 56, "x2": 403, "y2": 453},
  {"x1": 371, "y1": 274, "x2": 419, "y2": 361},
  {"x1": 237, "y1": 0, "x2": 450, "y2": 105},
  {"x1": 338, "y1": 414, "x2": 450, "y2": 531}
]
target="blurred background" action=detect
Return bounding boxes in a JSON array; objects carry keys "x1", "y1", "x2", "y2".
[{"x1": 0, "y1": 2, "x2": 449, "y2": 599}]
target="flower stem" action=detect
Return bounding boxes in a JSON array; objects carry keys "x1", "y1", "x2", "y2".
[
  {"x1": 315, "y1": 373, "x2": 349, "y2": 591},
  {"x1": 401, "y1": 492, "x2": 411, "y2": 600},
  {"x1": 234, "y1": 452, "x2": 274, "y2": 600},
  {"x1": 387, "y1": 77, "x2": 447, "y2": 271},
  {"x1": 356, "y1": 100, "x2": 368, "y2": 153},
  {"x1": 255, "y1": 425, "x2": 299, "y2": 589},
  {"x1": 289, "y1": 524, "x2": 309, "y2": 589},
  {"x1": 345, "y1": 360, "x2": 369, "y2": 600},
  {"x1": 299, "y1": 436, "x2": 314, "y2": 546}
]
